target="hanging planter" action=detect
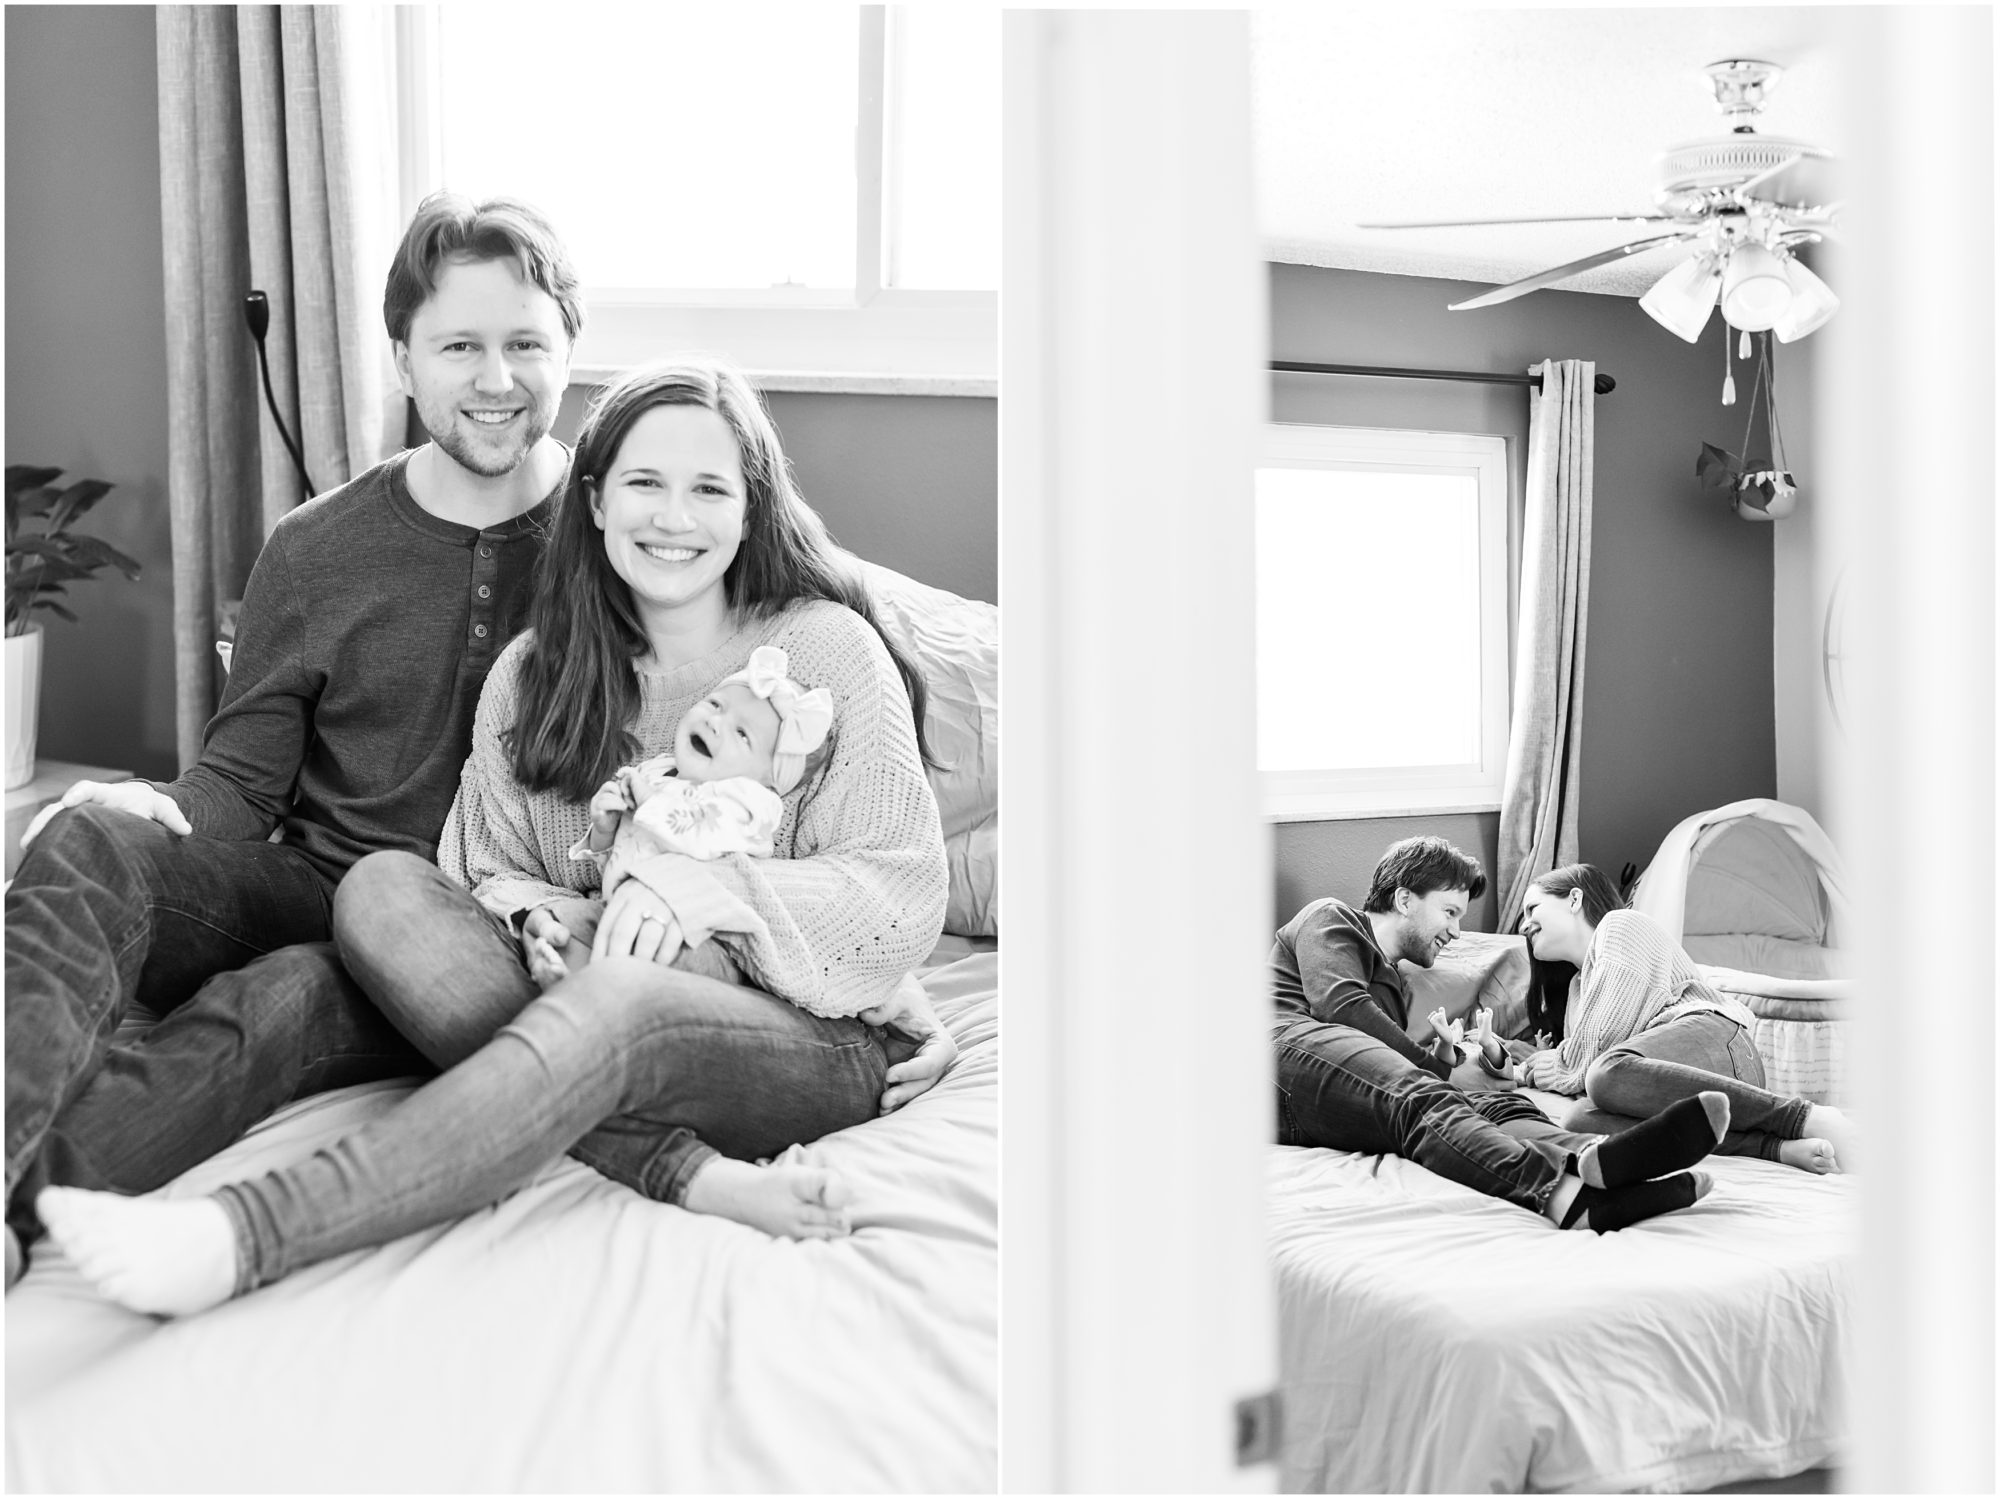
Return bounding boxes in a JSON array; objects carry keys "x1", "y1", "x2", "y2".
[{"x1": 1695, "y1": 330, "x2": 1797, "y2": 522}]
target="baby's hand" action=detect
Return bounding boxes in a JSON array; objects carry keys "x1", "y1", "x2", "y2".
[
  {"x1": 525, "y1": 932, "x2": 570, "y2": 991},
  {"x1": 586, "y1": 777, "x2": 630, "y2": 844}
]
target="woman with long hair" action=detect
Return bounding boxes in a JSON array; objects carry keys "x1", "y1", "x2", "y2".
[
  {"x1": 1515, "y1": 862, "x2": 1859, "y2": 1174},
  {"x1": 36, "y1": 358, "x2": 952, "y2": 1314}
]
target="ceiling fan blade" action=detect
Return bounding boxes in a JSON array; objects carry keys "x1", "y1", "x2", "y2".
[
  {"x1": 1447, "y1": 232, "x2": 1700, "y2": 311},
  {"x1": 1360, "y1": 212, "x2": 1676, "y2": 230},
  {"x1": 1737, "y1": 151, "x2": 1838, "y2": 209}
]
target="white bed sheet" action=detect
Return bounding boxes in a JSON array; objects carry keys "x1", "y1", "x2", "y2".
[
  {"x1": 5, "y1": 948, "x2": 998, "y2": 1493},
  {"x1": 1270, "y1": 1135, "x2": 1854, "y2": 1494}
]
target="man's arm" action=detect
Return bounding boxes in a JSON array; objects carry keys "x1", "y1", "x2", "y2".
[
  {"x1": 157, "y1": 531, "x2": 316, "y2": 840},
  {"x1": 1292, "y1": 907, "x2": 1452, "y2": 1078}
]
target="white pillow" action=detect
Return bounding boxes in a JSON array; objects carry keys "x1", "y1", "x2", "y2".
[{"x1": 859, "y1": 561, "x2": 998, "y2": 937}]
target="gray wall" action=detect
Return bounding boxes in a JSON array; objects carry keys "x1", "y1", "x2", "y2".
[
  {"x1": 1268, "y1": 262, "x2": 1777, "y2": 930},
  {"x1": 7, "y1": 10, "x2": 995, "y2": 784},
  {"x1": 5, "y1": 4, "x2": 179, "y2": 780}
]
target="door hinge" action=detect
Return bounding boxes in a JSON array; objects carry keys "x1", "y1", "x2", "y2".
[{"x1": 1235, "y1": 1389, "x2": 1283, "y2": 1467}]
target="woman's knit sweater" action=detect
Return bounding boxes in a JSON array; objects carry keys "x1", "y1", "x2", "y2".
[
  {"x1": 437, "y1": 599, "x2": 948, "y2": 1019},
  {"x1": 1540, "y1": 908, "x2": 1756, "y2": 1095}
]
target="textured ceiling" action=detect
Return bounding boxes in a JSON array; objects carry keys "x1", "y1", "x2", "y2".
[{"x1": 1250, "y1": 7, "x2": 1848, "y2": 298}]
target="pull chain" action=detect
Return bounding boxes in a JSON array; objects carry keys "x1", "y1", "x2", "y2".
[{"x1": 1721, "y1": 319, "x2": 1737, "y2": 406}]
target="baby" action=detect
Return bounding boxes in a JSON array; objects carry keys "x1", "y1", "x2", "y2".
[{"x1": 524, "y1": 644, "x2": 833, "y2": 987}]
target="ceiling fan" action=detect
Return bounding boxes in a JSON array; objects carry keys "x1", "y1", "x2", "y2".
[{"x1": 1361, "y1": 59, "x2": 1840, "y2": 343}]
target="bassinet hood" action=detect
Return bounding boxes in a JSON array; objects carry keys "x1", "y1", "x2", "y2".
[{"x1": 1630, "y1": 799, "x2": 1850, "y2": 949}]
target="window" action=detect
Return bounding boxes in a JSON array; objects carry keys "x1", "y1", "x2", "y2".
[
  {"x1": 395, "y1": 4, "x2": 997, "y2": 390},
  {"x1": 1255, "y1": 425, "x2": 1510, "y2": 819}
]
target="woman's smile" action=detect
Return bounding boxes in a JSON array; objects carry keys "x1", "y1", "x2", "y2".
[{"x1": 637, "y1": 541, "x2": 701, "y2": 564}]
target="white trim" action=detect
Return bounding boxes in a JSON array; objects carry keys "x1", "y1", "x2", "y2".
[
  {"x1": 1002, "y1": 12, "x2": 1277, "y2": 1490},
  {"x1": 1256, "y1": 424, "x2": 1510, "y2": 821},
  {"x1": 567, "y1": 365, "x2": 994, "y2": 398},
  {"x1": 855, "y1": 5, "x2": 888, "y2": 301},
  {"x1": 564, "y1": 292, "x2": 996, "y2": 387},
  {"x1": 393, "y1": 7, "x2": 441, "y2": 226}
]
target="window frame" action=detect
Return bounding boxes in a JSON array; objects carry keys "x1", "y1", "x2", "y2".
[
  {"x1": 393, "y1": 5, "x2": 996, "y2": 394},
  {"x1": 1256, "y1": 423, "x2": 1512, "y2": 822}
]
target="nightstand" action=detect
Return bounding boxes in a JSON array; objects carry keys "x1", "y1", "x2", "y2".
[{"x1": 5, "y1": 760, "x2": 130, "y2": 880}]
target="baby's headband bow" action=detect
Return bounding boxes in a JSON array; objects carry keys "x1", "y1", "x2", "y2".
[{"x1": 722, "y1": 645, "x2": 833, "y2": 795}]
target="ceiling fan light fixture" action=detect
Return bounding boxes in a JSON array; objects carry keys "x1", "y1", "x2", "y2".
[
  {"x1": 1639, "y1": 254, "x2": 1723, "y2": 342},
  {"x1": 1720, "y1": 242, "x2": 1792, "y2": 331},
  {"x1": 1773, "y1": 256, "x2": 1839, "y2": 342}
]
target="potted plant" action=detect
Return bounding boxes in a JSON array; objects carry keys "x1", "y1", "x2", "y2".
[
  {"x1": 5, "y1": 464, "x2": 141, "y2": 789},
  {"x1": 1695, "y1": 332, "x2": 1799, "y2": 523}
]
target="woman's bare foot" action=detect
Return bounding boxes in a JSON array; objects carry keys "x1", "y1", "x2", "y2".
[
  {"x1": 1778, "y1": 1137, "x2": 1839, "y2": 1174},
  {"x1": 681, "y1": 1155, "x2": 854, "y2": 1240},
  {"x1": 36, "y1": 1187, "x2": 238, "y2": 1317},
  {"x1": 1803, "y1": 1105, "x2": 1859, "y2": 1172}
]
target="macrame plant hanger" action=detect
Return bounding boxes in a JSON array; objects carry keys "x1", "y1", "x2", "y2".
[{"x1": 1740, "y1": 332, "x2": 1788, "y2": 476}]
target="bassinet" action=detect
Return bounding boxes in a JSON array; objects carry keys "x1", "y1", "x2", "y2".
[{"x1": 1630, "y1": 798, "x2": 1852, "y2": 1105}]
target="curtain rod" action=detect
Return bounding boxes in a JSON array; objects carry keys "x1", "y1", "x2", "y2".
[{"x1": 1271, "y1": 360, "x2": 1617, "y2": 396}]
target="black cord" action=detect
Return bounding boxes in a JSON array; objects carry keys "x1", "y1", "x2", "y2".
[{"x1": 244, "y1": 291, "x2": 317, "y2": 496}]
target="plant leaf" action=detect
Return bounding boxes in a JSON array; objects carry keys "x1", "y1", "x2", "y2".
[
  {"x1": 38, "y1": 599, "x2": 78, "y2": 623},
  {"x1": 11, "y1": 555, "x2": 92, "y2": 586},
  {"x1": 46, "y1": 478, "x2": 115, "y2": 534},
  {"x1": 1695, "y1": 442, "x2": 1743, "y2": 490},
  {"x1": 8, "y1": 536, "x2": 76, "y2": 563},
  {"x1": 5, "y1": 465, "x2": 64, "y2": 496},
  {"x1": 63, "y1": 535, "x2": 143, "y2": 579},
  {"x1": 9, "y1": 485, "x2": 61, "y2": 521}
]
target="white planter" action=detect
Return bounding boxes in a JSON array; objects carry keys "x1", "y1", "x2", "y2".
[{"x1": 5, "y1": 624, "x2": 43, "y2": 790}]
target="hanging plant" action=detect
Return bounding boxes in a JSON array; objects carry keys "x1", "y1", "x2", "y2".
[{"x1": 1695, "y1": 330, "x2": 1797, "y2": 522}]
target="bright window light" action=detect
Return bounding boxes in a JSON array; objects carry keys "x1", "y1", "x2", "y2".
[
  {"x1": 886, "y1": 6, "x2": 999, "y2": 290},
  {"x1": 1256, "y1": 468, "x2": 1483, "y2": 770},
  {"x1": 434, "y1": 5, "x2": 857, "y2": 293},
  {"x1": 1256, "y1": 426, "x2": 1510, "y2": 819}
]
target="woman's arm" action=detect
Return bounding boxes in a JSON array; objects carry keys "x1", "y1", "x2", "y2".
[
  {"x1": 1535, "y1": 914, "x2": 1679, "y2": 1094},
  {"x1": 619, "y1": 609, "x2": 948, "y2": 1019},
  {"x1": 435, "y1": 638, "x2": 587, "y2": 925}
]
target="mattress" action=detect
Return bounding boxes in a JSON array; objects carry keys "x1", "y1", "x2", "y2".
[
  {"x1": 1270, "y1": 1114, "x2": 1854, "y2": 1494},
  {"x1": 5, "y1": 943, "x2": 999, "y2": 1493}
]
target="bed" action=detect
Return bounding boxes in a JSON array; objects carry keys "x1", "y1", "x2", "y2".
[
  {"x1": 5, "y1": 562, "x2": 999, "y2": 1493},
  {"x1": 1275, "y1": 899, "x2": 1855, "y2": 1494},
  {"x1": 1271, "y1": 1101, "x2": 1854, "y2": 1494}
]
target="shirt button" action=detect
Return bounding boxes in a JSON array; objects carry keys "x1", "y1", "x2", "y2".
[
  {"x1": 474, "y1": 624, "x2": 489, "y2": 639},
  {"x1": 478, "y1": 545, "x2": 493, "y2": 559},
  {"x1": 477, "y1": 584, "x2": 492, "y2": 599}
]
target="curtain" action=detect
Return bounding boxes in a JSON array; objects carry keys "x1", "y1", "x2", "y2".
[
  {"x1": 1495, "y1": 358, "x2": 1596, "y2": 931},
  {"x1": 156, "y1": 6, "x2": 399, "y2": 768}
]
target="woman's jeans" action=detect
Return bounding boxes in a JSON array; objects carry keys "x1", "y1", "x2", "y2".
[
  {"x1": 4, "y1": 806, "x2": 425, "y2": 1243},
  {"x1": 1273, "y1": 1018, "x2": 1600, "y2": 1215},
  {"x1": 215, "y1": 852, "x2": 886, "y2": 1293},
  {"x1": 1568, "y1": 1010, "x2": 1812, "y2": 1162}
]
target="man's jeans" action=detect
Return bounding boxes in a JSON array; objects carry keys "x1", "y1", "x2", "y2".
[
  {"x1": 216, "y1": 851, "x2": 887, "y2": 1291},
  {"x1": 1564, "y1": 1010, "x2": 1811, "y2": 1163},
  {"x1": 1273, "y1": 1017, "x2": 1599, "y2": 1215},
  {"x1": 4, "y1": 805, "x2": 427, "y2": 1238}
]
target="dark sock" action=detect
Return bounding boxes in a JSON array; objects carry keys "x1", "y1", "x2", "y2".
[
  {"x1": 1587, "y1": 1093, "x2": 1728, "y2": 1188},
  {"x1": 1561, "y1": 1171, "x2": 1708, "y2": 1233}
]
